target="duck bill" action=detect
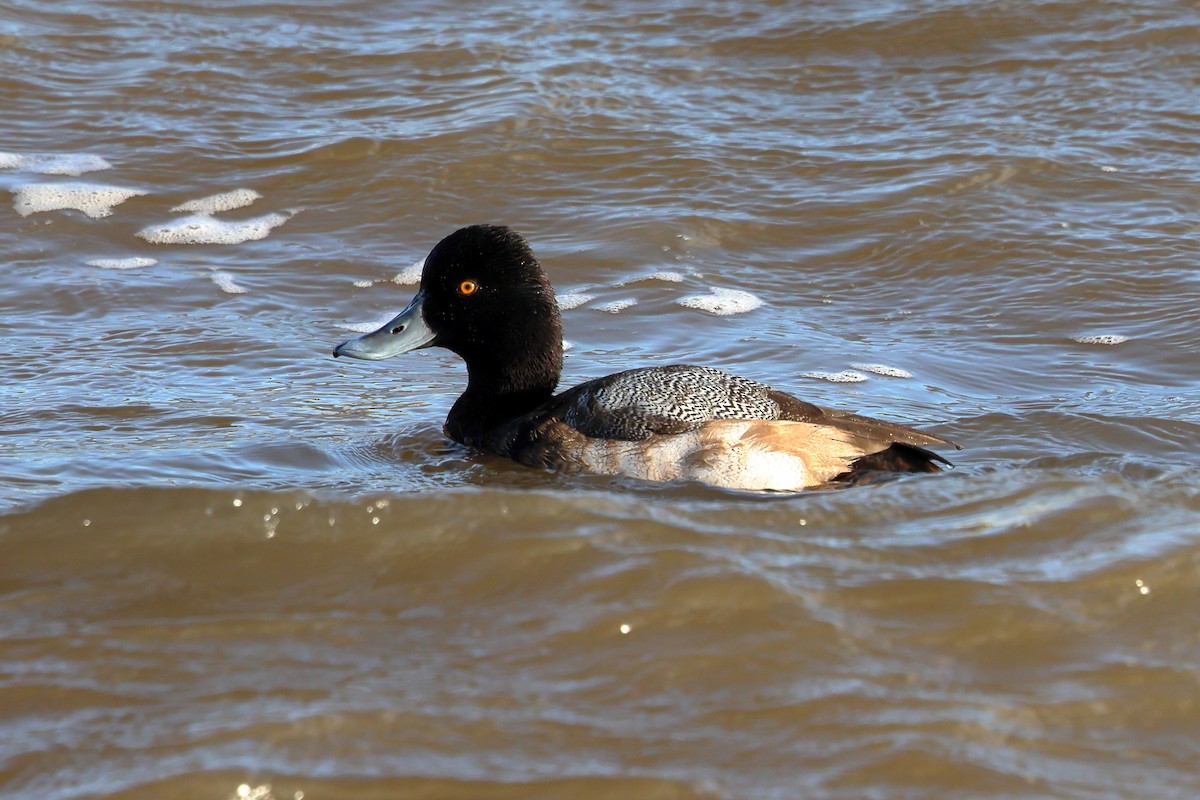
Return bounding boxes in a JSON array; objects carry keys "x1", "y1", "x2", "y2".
[{"x1": 333, "y1": 291, "x2": 436, "y2": 360}]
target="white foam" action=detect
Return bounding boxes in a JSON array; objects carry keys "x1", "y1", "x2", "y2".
[
  {"x1": 562, "y1": 340, "x2": 574, "y2": 352},
  {"x1": 392, "y1": 259, "x2": 424, "y2": 284},
  {"x1": 677, "y1": 287, "x2": 763, "y2": 316},
  {"x1": 850, "y1": 363, "x2": 913, "y2": 378},
  {"x1": 86, "y1": 257, "x2": 158, "y2": 270},
  {"x1": 594, "y1": 298, "x2": 637, "y2": 314},
  {"x1": 557, "y1": 292, "x2": 594, "y2": 310},
  {"x1": 802, "y1": 370, "x2": 869, "y2": 383},
  {"x1": 211, "y1": 271, "x2": 247, "y2": 294},
  {"x1": 137, "y1": 211, "x2": 293, "y2": 245},
  {"x1": 13, "y1": 182, "x2": 146, "y2": 218},
  {"x1": 352, "y1": 279, "x2": 374, "y2": 288},
  {"x1": 171, "y1": 188, "x2": 261, "y2": 214},
  {"x1": 618, "y1": 271, "x2": 685, "y2": 285},
  {"x1": 1072, "y1": 334, "x2": 1129, "y2": 346},
  {"x1": 1100, "y1": 165, "x2": 1118, "y2": 173},
  {"x1": 0, "y1": 152, "x2": 112, "y2": 175},
  {"x1": 336, "y1": 314, "x2": 393, "y2": 333}
]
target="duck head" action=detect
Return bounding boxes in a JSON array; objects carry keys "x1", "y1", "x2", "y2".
[{"x1": 334, "y1": 225, "x2": 564, "y2": 396}]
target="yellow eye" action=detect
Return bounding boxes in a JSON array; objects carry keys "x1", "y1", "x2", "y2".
[{"x1": 458, "y1": 280, "x2": 479, "y2": 296}]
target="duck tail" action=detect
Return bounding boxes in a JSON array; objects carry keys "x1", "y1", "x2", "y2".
[{"x1": 833, "y1": 442, "x2": 953, "y2": 485}]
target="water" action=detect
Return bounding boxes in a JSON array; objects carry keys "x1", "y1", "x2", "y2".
[{"x1": 2, "y1": 1, "x2": 1198, "y2": 798}]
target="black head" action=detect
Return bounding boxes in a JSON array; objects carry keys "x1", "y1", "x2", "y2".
[
  {"x1": 334, "y1": 225, "x2": 563, "y2": 398},
  {"x1": 421, "y1": 225, "x2": 561, "y2": 369}
]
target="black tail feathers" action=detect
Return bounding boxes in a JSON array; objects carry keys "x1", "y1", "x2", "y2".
[{"x1": 833, "y1": 443, "x2": 953, "y2": 485}]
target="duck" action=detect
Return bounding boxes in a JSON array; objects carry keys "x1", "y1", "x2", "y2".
[{"x1": 333, "y1": 225, "x2": 961, "y2": 491}]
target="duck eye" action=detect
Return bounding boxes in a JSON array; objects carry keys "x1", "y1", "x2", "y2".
[{"x1": 458, "y1": 280, "x2": 479, "y2": 296}]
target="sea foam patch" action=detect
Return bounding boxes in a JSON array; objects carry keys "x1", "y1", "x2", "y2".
[
  {"x1": 86, "y1": 257, "x2": 158, "y2": 270},
  {"x1": 1072, "y1": 334, "x2": 1129, "y2": 346},
  {"x1": 211, "y1": 271, "x2": 247, "y2": 294},
  {"x1": 13, "y1": 182, "x2": 146, "y2": 218},
  {"x1": 802, "y1": 370, "x2": 869, "y2": 383},
  {"x1": 137, "y1": 211, "x2": 294, "y2": 245},
  {"x1": 392, "y1": 259, "x2": 424, "y2": 284},
  {"x1": 171, "y1": 188, "x2": 261, "y2": 214},
  {"x1": 850, "y1": 363, "x2": 913, "y2": 378},
  {"x1": 335, "y1": 314, "x2": 394, "y2": 333},
  {"x1": 0, "y1": 152, "x2": 112, "y2": 176},
  {"x1": 618, "y1": 271, "x2": 685, "y2": 285},
  {"x1": 557, "y1": 292, "x2": 594, "y2": 310},
  {"x1": 677, "y1": 287, "x2": 763, "y2": 316},
  {"x1": 593, "y1": 298, "x2": 637, "y2": 314},
  {"x1": 348, "y1": 258, "x2": 423, "y2": 288}
]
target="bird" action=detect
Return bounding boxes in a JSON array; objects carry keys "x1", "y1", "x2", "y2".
[{"x1": 334, "y1": 225, "x2": 960, "y2": 491}]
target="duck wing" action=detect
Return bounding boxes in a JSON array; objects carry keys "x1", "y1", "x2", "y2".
[
  {"x1": 554, "y1": 363, "x2": 959, "y2": 451},
  {"x1": 556, "y1": 364, "x2": 788, "y2": 440}
]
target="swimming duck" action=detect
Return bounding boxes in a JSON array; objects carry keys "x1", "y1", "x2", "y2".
[{"x1": 334, "y1": 225, "x2": 960, "y2": 491}]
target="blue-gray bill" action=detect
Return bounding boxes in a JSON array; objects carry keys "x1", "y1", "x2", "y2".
[{"x1": 333, "y1": 292, "x2": 435, "y2": 360}]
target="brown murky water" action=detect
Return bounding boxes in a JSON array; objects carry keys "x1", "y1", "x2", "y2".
[{"x1": 2, "y1": 2, "x2": 1199, "y2": 798}]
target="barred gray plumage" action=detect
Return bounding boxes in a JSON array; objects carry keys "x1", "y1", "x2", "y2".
[{"x1": 563, "y1": 364, "x2": 782, "y2": 440}]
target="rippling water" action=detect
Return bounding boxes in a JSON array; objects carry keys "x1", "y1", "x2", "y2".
[{"x1": 2, "y1": 1, "x2": 1199, "y2": 798}]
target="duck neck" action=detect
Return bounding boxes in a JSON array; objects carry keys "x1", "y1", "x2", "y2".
[{"x1": 446, "y1": 349, "x2": 562, "y2": 446}]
